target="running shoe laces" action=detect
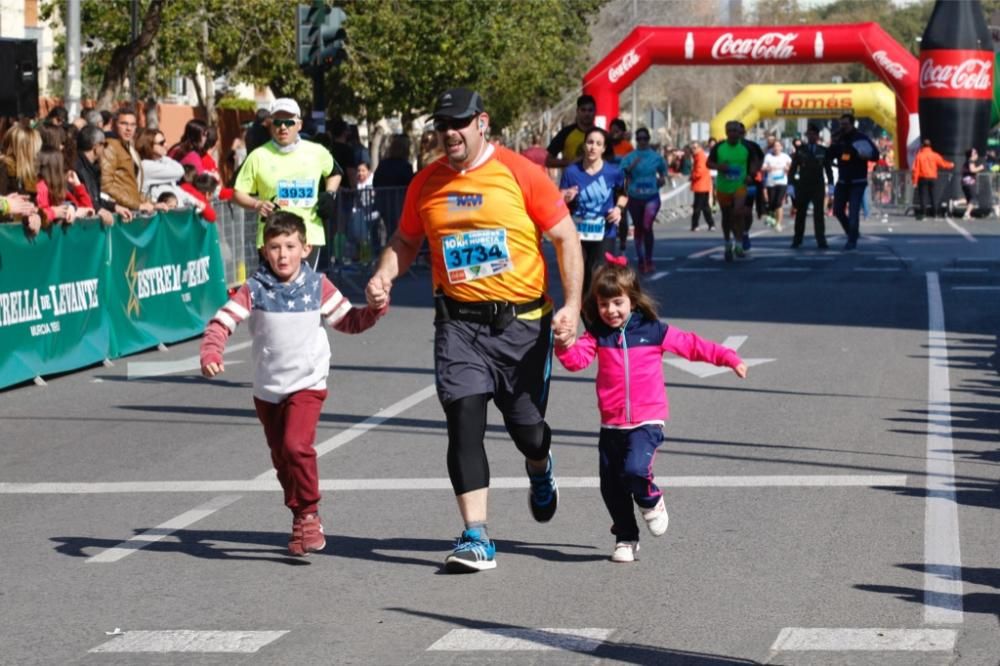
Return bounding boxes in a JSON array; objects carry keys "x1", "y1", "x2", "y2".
[
  {"x1": 444, "y1": 528, "x2": 496, "y2": 572},
  {"x1": 526, "y1": 454, "x2": 558, "y2": 522}
]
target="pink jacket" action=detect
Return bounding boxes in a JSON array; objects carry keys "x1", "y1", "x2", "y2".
[{"x1": 555, "y1": 314, "x2": 742, "y2": 427}]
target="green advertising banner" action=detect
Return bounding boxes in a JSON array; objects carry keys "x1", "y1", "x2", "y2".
[
  {"x1": 0, "y1": 211, "x2": 227, "y2": 389},
  {"x1": 0, "y1": 219, "x2": 109, "y2": 386},
  {"x1": 106, "y1": 209, "x2": 227, "y2": 357}
]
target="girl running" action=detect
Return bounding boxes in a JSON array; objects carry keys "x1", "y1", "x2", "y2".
[
  {"x1": 621, "y1": 128, "x2": 667, "y2": 273},
  {"x1": 559, "y1": 128, "x2": 627, "y2": 297},
  {"x1": 554, "y1": 255, "x2": 747, "y2": 562}
]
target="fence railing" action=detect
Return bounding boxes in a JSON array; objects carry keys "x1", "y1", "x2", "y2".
[{"x1": 214, "y1": 186, "x2": 409, "y2": 287}]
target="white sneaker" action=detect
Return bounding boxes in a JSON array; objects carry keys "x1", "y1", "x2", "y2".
[
  {"x1": 611, "y1": 541, "x2": 639, "y2": 563},
  {"x1": 641, "y1": 498, "x2": 669, "y2": 537}
]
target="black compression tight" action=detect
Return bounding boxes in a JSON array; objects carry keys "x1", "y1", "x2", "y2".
[{"x1": 444, "y1": 395, "x2": 552, "y2": 495}]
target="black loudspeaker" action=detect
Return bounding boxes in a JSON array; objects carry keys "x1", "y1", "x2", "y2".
[{"x1": 0, "y1": 39, "x2": 39, "y2": 118}]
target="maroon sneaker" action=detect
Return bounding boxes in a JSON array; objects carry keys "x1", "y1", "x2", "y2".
[{"x1": 289, "y1": 513, "x2": 326, "y2": 556}]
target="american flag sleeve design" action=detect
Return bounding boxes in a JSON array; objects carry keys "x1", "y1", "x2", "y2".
[
  {"x1": 200, "y1": 284, "x2": 252, "y2": 366},
  {"x1": 320, "y1": 276, "x2": 386, "y2": 334}
]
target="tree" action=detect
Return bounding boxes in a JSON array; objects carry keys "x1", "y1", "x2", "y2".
[{"x1": 323, "y1": 0, "x2": 606, "y2": 130}]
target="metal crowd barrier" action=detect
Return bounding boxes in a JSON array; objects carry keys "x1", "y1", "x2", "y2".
[{"x1": 213, "y1": 186, "x2": 410, "y2": 288}]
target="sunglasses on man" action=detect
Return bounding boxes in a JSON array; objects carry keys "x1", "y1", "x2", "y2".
[
  {"x1": 272, "y1": 118, "x2": 298, "y2": 129},
  {"x1": 433, "y1": 115, "x2": 476, "y2": 133}
]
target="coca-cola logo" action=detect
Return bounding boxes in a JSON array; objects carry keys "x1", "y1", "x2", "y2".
[
  {"x1": 608, "y1": 49, "x2": 640, "y2": 83},
  {"x1": 711, "y1": 32, "x2": 797, "y2": 61},
  {"x1": 920, "y1": 57, "x2": 992, "y2": 91},
  {"x1": 872, "y1": 50, "x2": 908, "y2": 80}
]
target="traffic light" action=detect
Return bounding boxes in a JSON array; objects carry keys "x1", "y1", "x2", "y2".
[{"x1": 296, "y1": 2, "x2": 346, "y2": 71}]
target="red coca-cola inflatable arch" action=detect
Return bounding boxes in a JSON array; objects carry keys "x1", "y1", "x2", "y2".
[{"x1": 582, "y1": 24, "x2": 919, "y2": 167}]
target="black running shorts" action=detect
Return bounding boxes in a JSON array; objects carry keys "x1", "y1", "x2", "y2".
[{"x1": 434, "y1": 311, "x2": 553, "y2": 425}]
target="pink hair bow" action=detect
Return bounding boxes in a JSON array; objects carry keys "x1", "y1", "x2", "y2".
[{"x1": 604, "y1": 252, "x2": 627, "y2": 266}]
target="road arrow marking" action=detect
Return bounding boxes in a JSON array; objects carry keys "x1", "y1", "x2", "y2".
[{"x1": 664, "y1": 335, "x2": 774, "y2": 378}]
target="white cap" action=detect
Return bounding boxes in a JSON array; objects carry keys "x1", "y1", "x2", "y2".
[{"x1": 270, "y1": 98, "x2": 301, "y2": 117}]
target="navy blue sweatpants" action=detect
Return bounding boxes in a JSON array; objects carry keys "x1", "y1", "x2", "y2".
[{"x1": 598, "y1": 424, "x2": 664, "y2": 542}]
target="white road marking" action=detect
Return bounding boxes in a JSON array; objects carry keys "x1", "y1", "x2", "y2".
[
  {"x1": 793, "y1": 256, "x2": 836, "y2": 261},
  {"x1": 428, "y1": 628, "x2": 614, "y2": 652},
  {"x1": 687, "y1": 245, "x2": 721, "y2": 259},
  {"x1": 665, "y1": 335, "x2": 774, "y2": 377},
  {"x1": 86, "y1": 384, "x2": 438, "y2": 562},
  {"x1": 0, "y1": 474, "x2": 907, "y2": 494},
  {"x1": 770, "y1": 628, "x2": 955, "y2": 651},
  {"x1": 675, "y1": 266, "x2": 722, "y2": 272},
  {"x1": 876, "y1": 256, "x2": 914, "y2": 262},
  {"x1": 259, "y1": 384, "x2": 437, "y2": 474},
  {"x1": 924, "y1": 272, "x2": 964, "y2": 624},
  {"x1": 944, "y1": 218, "x2": 976, "y2": 242},
  {"x1": 764, "y1": 267, "x2": 810, "y2": 272},
  {"x1": 86, "y1": 495, "x2": 242, "y2": 563},
  {"x1": 127, "y1": 341, "x2": 252, "y2": 379},
  {"x1": 89, "y1": 630, "x2": 288, "y2": 653},
  {"x1": 940, "y1": 267, "x2": 988, "y2": 273},
  {"x1": 952, "y1": 286, "x2": 1000, "y2": 291},
  {"x1": 853, "y1": 267, "x2": 901, "y2": 272},
  {"x1": 648, "y1": 271, "x2": 670, "y2": 281}
]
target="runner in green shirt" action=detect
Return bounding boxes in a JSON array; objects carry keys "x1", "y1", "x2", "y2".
[
  {"x1": 233, "y1": 98, "x2": 341, "y2": 266},
  {"x1": 707, "y1": 121, "x2": 757, "y2": 262}
]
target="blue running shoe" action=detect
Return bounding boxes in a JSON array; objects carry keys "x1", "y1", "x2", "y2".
[
  {"x1": 526, "y1": 453, "x2": 558, "y2": 522},
  {"x1": 444, "y1": 528, "x2": 496, "y2": 573},
  {"x1": 741, "y1": 235, "x2": 751, "y2": 251}
]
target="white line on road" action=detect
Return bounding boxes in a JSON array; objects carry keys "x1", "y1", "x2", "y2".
[
  {"x1": 940, "y1": 267, "x2": 988, "y2": 273},
  {"x1": 261, "y1": 384, "x2": 437, "y2": 474},
  {"x1": 854, "y1": 267, "x2": 901, "y2": 272},
  {"x1": 1, "y1": 474, "x2": 907, "y2": 494},
  {"x1": 793, "y1": 256, "x2": 836, "y2": 261},
  {"x1": 86, "y1": 495, "x2": 242, "y2": 563},
  {"x1": 924, "y1": 272, "x2": 964, "y2": 624},
  {"x1": 428, "y1": 628, "x2": 614, "y2": 652},
  {"x1": 127, "y1": 341, "x2": 252, "y2": 379},
  {"x1": 86, "y1": 384, "x2": 438, "y2": 562},
  {"x1": 770, "y1": 628, "x2": 956, "y2": 652},
  {"x1": 648, "y1": 271, "x2": 670, "y2": 281},
  {"x1": 952, "y1": 286, "x2": 1000, "y2": 291},
  {"x1": 764, "y1": 267, "x2": 810, "y2": 272},
  {"x1": 944, "y1": 218, "x2": 976, "y2": 243},
  {"x1": 90, "y1": 630, "x2": 288, "y2": 653},
  {"x1": 675, "y1": 267, "x2": 722, "y2": 272}
]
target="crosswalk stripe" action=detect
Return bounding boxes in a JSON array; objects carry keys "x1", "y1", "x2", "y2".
[
  {"x1": 771, "y1": 628, "x2": 955, "y2": 652},
  {"x1": 89, "y1": 630, "x2": 288, "y2": 653},
  {"x1": 427, "y1": 628, "x2": 613, "y2": 652}
]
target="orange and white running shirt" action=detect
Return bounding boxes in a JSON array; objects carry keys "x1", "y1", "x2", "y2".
[{"x1": 399, "y1": 145, "x2": 569, "y2": 303}]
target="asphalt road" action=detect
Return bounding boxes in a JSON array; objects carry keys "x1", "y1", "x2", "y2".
[{"x1": 1, "y1": 210, "x2": 998, "y2": 665}]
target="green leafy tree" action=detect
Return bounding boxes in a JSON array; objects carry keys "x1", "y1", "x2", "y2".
[{"x1": 43, "y1": 0, "x2": 605, "y2": 132}]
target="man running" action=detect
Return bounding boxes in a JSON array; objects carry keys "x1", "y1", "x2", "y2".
[
  {"x1": 366, "y1": 88, "x2": 583, "y2": 573},
  {"x1": 546, "y1": 95, "x2": 597, "y2": 169},
  {"x1": 827, "y1": 113, "x2": 878, "y2": 251},
  {"x1": 233, "y1": 98, "x2": 342, "y2": 265},
  {"x1": 708, "y1": 121, "x2": 758, "y2": 262}
]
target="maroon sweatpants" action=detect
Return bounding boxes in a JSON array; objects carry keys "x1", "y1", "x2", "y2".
[{"x1": 253, "y1": 389, "x2": 328, "y2": 517}]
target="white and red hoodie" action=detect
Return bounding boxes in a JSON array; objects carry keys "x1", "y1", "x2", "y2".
[
  {"x1": 555, "y1": 313, "x2": 742, "y2": 428},
  {"x1": 200, "y1": 263, "x2": 385, "y2": 403}
]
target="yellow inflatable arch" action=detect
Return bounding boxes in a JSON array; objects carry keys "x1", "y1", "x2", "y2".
[{"x1": 710, "y1": 82, "x2": 895, "y2": 145}]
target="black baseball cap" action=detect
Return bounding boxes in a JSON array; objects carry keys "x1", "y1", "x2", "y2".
[{"x1": 432, "y1": 88, "x2": 484, "y2": 119}]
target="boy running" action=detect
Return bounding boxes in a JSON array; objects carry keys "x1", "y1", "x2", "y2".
[{"x1": 201, "y1": 211, "x2": 386, "y2": 556}]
